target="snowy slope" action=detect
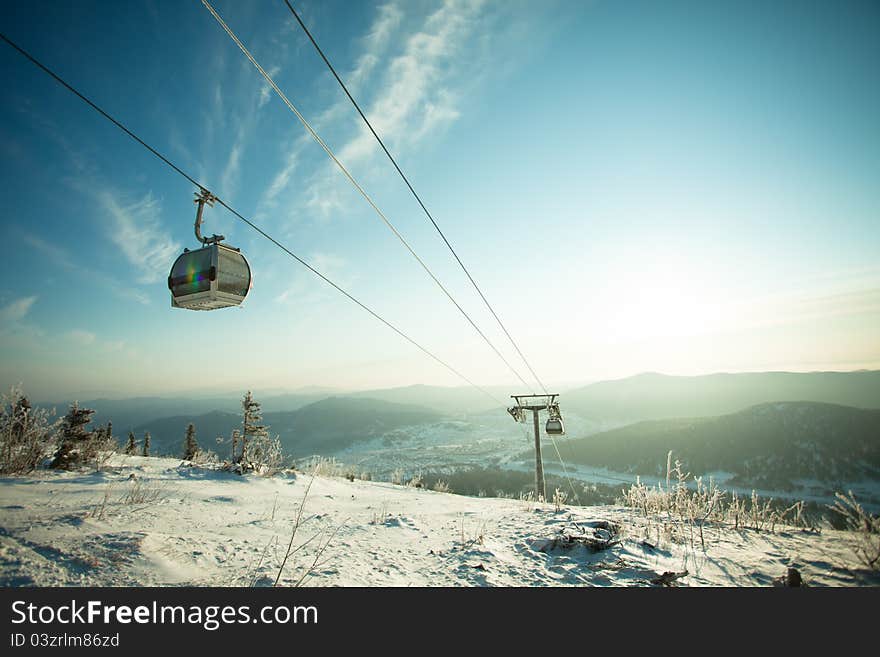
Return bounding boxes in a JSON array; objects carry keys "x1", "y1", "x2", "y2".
[{"x1": 0, "y1": 456, "x2": 875, "y2": 587}]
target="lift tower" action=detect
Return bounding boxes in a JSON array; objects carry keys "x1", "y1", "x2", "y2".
[{"x1": 508, "y1": 394, "x2": 564, "y2": 502}]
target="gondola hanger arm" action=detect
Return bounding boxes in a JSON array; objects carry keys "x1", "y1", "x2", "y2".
[{"x1": 194, "y1": 189, "x2": 223, "y2": 245}]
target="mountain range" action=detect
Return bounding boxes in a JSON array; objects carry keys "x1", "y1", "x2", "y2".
[
  {"x1": 555, "y1": 401, "x2": 880, "y2": 488},
  {"x1": 33, "y1": 370, "x2": 880, "y2": 486},
  {"x1": 562, "y1": 370, "x2": 880, "y2": 422},
  {"x1": 129, "y1": 397, "x2": 441, "y2": 458}
]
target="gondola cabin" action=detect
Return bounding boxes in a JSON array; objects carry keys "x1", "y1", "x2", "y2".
[
  {"x1": 545, "y1": 417, "x2": 565, "y2": 435},
  {"x1": 168, "y1": 243, "x2": 251, "y2": 310}
]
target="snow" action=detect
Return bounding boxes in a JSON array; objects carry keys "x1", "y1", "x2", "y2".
[{"x1": 0, "y1": 455, "x2": 875, "y2": 587}]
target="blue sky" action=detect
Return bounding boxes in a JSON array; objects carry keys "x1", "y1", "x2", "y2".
[{"x1": 1, "y1": 0, "x2": 878, "y2": 400}]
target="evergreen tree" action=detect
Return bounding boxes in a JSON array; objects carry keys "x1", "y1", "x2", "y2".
[
  {"x1": 51, "y1": 402, "x2": 96, "y2": 469},
  {"x1": 183, "y1": 423, "x2": 198, "y2": 460},
  {"x1": 142, "y1": 431, "x2": 151, "y2": 457},
  {"x1": 240, "y1": 391, "x2": 268, "y2": 465},
  {"x1": 231, "y1": 429, "x2": 240, "y2": 463},
  {"x1": 125, "y1": 431, "x2": 137, "y2": 455},
  {"x1": 10, "y1": 396, "x2": 32, "y2": 443},
  {"x1": 1, "y1": 387, "x2": 58, "y2": 474},
  {"x1": 105, "y1": 421, "x2": 113, "y2": 446}
]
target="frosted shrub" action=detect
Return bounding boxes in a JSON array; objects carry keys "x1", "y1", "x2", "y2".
[
  {"x1": 242, "y1": 436, "x2": 285, "y2": 476},
  {"x1": 432, "y1": 480, "x2": 451, "y2": 493},
  {"x1": 830, "y1": 491, "x2": 880, "y2": 571},
  {"x1": 0, "y1": 386, "x2": 59, "y2": 474},
  {"x1": 191, "y1": 448, "x2": 219, "y2": 465},
  {"x1": 621, "y1": 451, "x2": 809, "y2": 549},
  {"x1": 120, "y1": 477, "x2": 168, "y2": 505},
  {"x1": 552, "y1": 487, "x2": 568, "y2": 513},
  {"x1": 308, "y1": 457, "x2": 345, "y2": 477}
]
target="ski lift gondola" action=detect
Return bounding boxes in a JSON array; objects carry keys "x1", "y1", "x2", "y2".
[
  {"x1": 168, "y1": 190, "x2": 252, "y2": 310},
  {"x1": 545, "y1": 402, "x2": 565, "y2": 435}
]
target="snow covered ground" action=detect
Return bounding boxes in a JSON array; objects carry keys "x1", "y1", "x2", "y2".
[{"x1": 0, "y1": 456, "x2": 876, "y2": 587}]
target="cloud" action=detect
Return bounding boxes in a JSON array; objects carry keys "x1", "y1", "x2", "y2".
[
  {"x1": 257, "y1": 1, "x2": 407, "y2": 217},
  {"x1": 20, "y1": 233, "x2": 151, "y2": 306},
  {"x1": 66, "y1": 329, "x2": 97, "y2": 346},
  {"x1": 287, "y1": 0, "x2": 486, "y2": 220},
  {"x1": 101, "y1": 339, "x2": 126, "y2": 353},
  {"x1": 220, "y1": 127, "x2": 244, "y2": 201},
  {"x1": 258, "y1": 65, "x2": 282, "y2": 108},
  {"x1": 347, "y1": 2, "x2": 404, "y2": 88},
  {"x1": 0, "y1": 296, "x2": 37, "y2": 323},
  {"x1": 739, "y1": 287, "x2": 880, "y2": 331},
  {"x1": 95, "y1": 191, "x2": 181, "y2": 284},
  {"x1": 342, "y1": 0, "x2": 484, "y2": 164},
  {"x1": 275, "y1": 252, "x2": 351, "y2": 305}
]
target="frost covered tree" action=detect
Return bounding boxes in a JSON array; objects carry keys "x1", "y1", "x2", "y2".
[
  {"x1": 240, "y1": 391, "x2": 268, "y2": 465},
  {"x1": 50, "y1": 402, "x2": 96, "y2": 470},
  {"x1": 1, "y1": 386, "x2": 59, "y2": 474},
  {"x1": 231, "y1": 429, "x2": 240, "y2": 462},
  {"x1": 183, "y1": 423, "x2": 198, "y2": 460},
  {"x1": 142, "y1": 431, "x2": 151, "y2": 457},
  {"x1": 124, "y1": 431, "x2": 137, "y2": 455}
]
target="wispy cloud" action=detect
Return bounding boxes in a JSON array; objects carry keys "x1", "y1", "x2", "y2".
[
  {"x1": 258, "y1": 65, "x2": 282, "y2": 108},
  {"x1": 220, "y1": 125, "x2": 245, "y2": 201},
  {"x1": 345, "y1": 2, "x2": 404, "y2": 89},
  {"x1": 13, "y1": 103, "x2": 169, "y2": 305},
  {"x1": 735, "y1": 286, "x2": 880, "y2": 332},
  {"x1": 275, "y1": 252, "x2": 351, "y2": 305},
  {"x1": 66, "y1": 329, "x2": 97, "y2": 346},
  {"x1": 258, "y1": 3, "x2": 402, "y2": 217},
  {"x1": 338, "y1": 0, "x2": 481, "y2": 165},
  {"x1": 260, "y1": 0, "x2": 483, "y2": 223},
  {"x1": 0, "y1": 296, "x2": 37, "y2": 324},
  {"x1": 95, "y1": 191, "x2": 180, "y2": 284},
  {"x1": 20, "y1": 232, "x2": 151, "y2": 306},
  {"x1": 298, "y1": 0, "x2": 485, "y2": 219}
]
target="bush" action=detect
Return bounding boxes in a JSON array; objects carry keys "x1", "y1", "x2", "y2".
[
  {"x1": 0, "y1": 386, "x2": 59, "y2": 474},
  {"x1": 830, "y1": 491, "x2": 880, "y2": 571},
  {"x1": 120, "y1": 477, "x2": 169, "y2": 505},
  {"x1": 240, "y1": 435, "x2": 285, "y2": 476},
  {"x1": 191, "y1": 448, "x2": 219, "y2": 465}
]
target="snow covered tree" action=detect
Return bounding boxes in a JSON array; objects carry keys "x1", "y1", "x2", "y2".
[
  {"x1": 240, "y1": 391, "x2": 268, "y2": 465},
  {"x1": 183, "y1": 423, "x2": 198, "y2": 460},
  {"x1": 231, "y1": 429, "x2": 240, "y2": 462},
  {"x1": 1, "y1": 386, "x2": 59, "y2": 474},
  {"x1": 142, "y1": 431, "x2": 151, "y2": 457},
  {"x1": 125, "y1": 431, "x2": 137, "y2": 455},
  {"x1": 90, "y1": 422, "x2": 117, "y2": 470},
  {"x1": 9, "y1": 395, "x2": 32, "y2": 443},
  {"x1": 243, "y1": 434, "x2": 284, "y2": 476},
  {"x1": 50, "y1": 402, "x2": 96, "y2": 470}
]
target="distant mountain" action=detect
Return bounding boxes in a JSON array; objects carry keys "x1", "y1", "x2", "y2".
[
  {"x1": 39, "y1": 384, "x2": 495, "y2": 431},
  {"x1": 130, "y1": 397, "x2": 441, "y2": 458},
  {"x1": 129, "y1": 410, "x2": 240, "y2": 456},
  {"x1": 272, "y1": 397, "x2": 442, "y2": 456},
  {"x1": 348, "y1": 384, "x2": 506, "y2": 415},
  {"x1": 42, "y1": 397, "x2": 242, "y2": 432},
  {"x1": 556, "y1": 401, "x2": 880, "y2": 488},
  {"x1": 41, "y1": 392, "x2": 338, "y2": 433},
  {"x1": 563, "y1": 371, "x2": 880, "y2": 423}
]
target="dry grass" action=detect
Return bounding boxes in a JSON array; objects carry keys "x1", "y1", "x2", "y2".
[
  {"x1": 830, "y1": 491, "x2": 880, "y2": 571},
  {"x1": 621, "y1": 451, "x2": 812, "y2": 551}
]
